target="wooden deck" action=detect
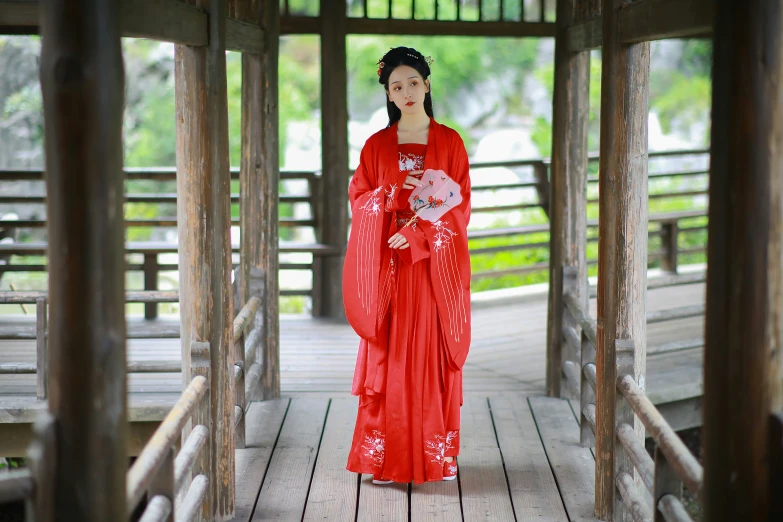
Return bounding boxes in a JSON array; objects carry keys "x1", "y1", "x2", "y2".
[
  {"x1": 0, "y1": 280, "x2": 705, "y2": 449},
  {"x1": 229, "y1": 394, "x2": 595, "y2": 522}
]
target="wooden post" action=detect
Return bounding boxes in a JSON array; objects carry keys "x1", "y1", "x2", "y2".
[
  {"x1": 313, "y1": 0, "x2": 349, "y2": 318},
  {"x1": 595, "y1": 0, "x2": 649, "y2": 518},
  {"x1": 659, "y1": 222, "x2": 678, "y2": 274},
  {"x1": 580, "y1": 332, "x2": 596, "y2": 448},
  {"x1": 703, "y1": 0, "x2": 783, "y2": 519},
  {"x1": 39, "y1": 0, "x2": 128, "y2": 518},
  {"x1": 240, "y1": 0, "x2": 280, "y2": 400},
  {"x1": 532, "y1": 161, "x2": 551, "y2": 218},
  {"x1": 561, "y1": 266, "x2": 579, "y2": 399},
  {"x1": 175, "y1": 0, "x2": 235, "y2": 517},
  {"x1": 35, "y1": 297, "x2": 46, "y2": 400},
  {"x1": 143, "y1": 253, "x2": 159, "y2": 319},
  {"x1": 546, "y1": 0, "x2": 592, "y2": 398},
  {"x1": 189, "y1": 341, "x2": 212, "y2": 518},
  {"x1": 614, "y1": 339, "x2": 639, "y2": 520},
  {"x1": 148, "y1": 448, "x2": 175, "y2": 522},
  {"x1": 653, "y1": 445, "x2": 682, "y2": 522}
]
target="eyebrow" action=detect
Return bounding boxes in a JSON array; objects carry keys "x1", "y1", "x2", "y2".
[{"x1": 390, "y1": 75, "x2": 421, "y2": 85}]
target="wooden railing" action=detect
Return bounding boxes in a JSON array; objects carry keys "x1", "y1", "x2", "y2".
[
  {"x1": 560, "y1": 266, "x2": 701, "y2": 521},
  {"x1": 0, "y1": 148, "x2": 709, "y2": 304},
  {"x1": 0, "y1": 287, "x2": 265, "y2": 519},
  {"x1": 126, "y1": 346, "x2": 210, "y2": 521}
]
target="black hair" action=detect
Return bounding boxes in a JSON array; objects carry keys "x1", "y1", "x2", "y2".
[{"x1": 377, "y1": 46, "x2": 434, "y2": 127}]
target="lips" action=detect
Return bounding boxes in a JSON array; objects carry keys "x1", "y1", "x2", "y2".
[{"x1": 406, "y1": 101, "x2": 415, "y2": 106}]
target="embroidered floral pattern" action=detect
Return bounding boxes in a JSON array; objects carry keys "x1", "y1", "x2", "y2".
[
  {"x1": 362, "y1": 430, "x2": 386, "y2": 467},
  {"x1": 431, "y1": 220, "x2": 467, "y2": 341},
  {"x1": 424, "y1": 431, "x2": 458, "y2": 464},
  {"x1": 355, "y1": 187, "x2": 383, "y2": 314},
  {"x1": 385, "y1": 183, "x2": 398, "y2": 211},
  {"x1": 446, "y1": 463, "x2": 458, "y2": 475},
  {"x1": 377, "y1": 257, "x2": 395, "y2": 324},
  {"x1": 399, "y1": 151, "x2": 424, "y2": 172}
]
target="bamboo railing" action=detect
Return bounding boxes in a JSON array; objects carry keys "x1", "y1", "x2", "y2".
[{"x1": 560, "y1": 267, "x2": 700, "y2": 521}]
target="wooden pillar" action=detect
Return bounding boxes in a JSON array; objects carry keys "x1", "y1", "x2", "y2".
[
  {"x1": 39, "y1": 0, "x2": 127, "y2": 519},
  {"x1": 594, "y1": 0, "x2": 649, "y2": 518},
  {"x1": 313, "y1": 0, "x2": 349, "y2": 318},
  {"x1": 546, "y1": 0, "x2": 592, "y2": 397},
  {"x1": 175, "y1": 0, "x2": 235, "y2": 517},
  {"x1": 240, "y1": 0, "x2": 280, "y2": 400},
  {"x1": 703, "y1": 0, "x2": 783, "y2": 520}
]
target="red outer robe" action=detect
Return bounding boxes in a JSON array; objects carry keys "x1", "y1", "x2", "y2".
[
  {"x1": 343, "y1": 119, "x2": 472, "y2": 483},
  {"x1": 343, "y1": 119, "x2": 472, "y2": 398}
]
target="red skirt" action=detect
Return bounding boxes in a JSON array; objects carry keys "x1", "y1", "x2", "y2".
[{"x1": 346, "y1": 254, "x2": 463, "y2": 484}]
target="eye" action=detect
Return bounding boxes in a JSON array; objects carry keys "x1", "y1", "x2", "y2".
[{"x1": 411, "y1": 81, "x2": 418, "y2": 86}]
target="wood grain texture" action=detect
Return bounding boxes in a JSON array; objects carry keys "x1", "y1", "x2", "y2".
[
  {"x1": 302, "y1": 398, "x2": 359, "y2": 521},
  {"x1": 174, "y1": 0, "x2": 235, "y2": 516},
  {"x1": 313, "y1": 0, "x2": 348, "y2": 318},
  {"x1": 409, "y1": 476, "x2": 461, "y2": 522},
  {"x1": 357, "y1": 474, "x2": 408, "y2": 522},
  {"x1": 529, "y1": 397, "x2": 597, "y2": 521},
  {"x1": 702, "y1": 0, "x2": 783, "y2": 520},
  {"x1": 595, "y1": 0, "x2": 650, "y2": 516},
  {"x1": 617, "y1": 0, "x2": 713, "y2": 43},
  {"x1": 231, "y1": 399, "x2": 289, "y2": 522},
  {"x1": 251, "y1": 398, "x2": 329, "y2": 522},
  {"x1": 458, "y1": 396, "x2": 516, "y2": 520},
  {"x1": 490, "y1": 395, "x2": 568, "y2": 521},
  {"x1": 546, "y1": 0, "x2": 590, "y2": 397},
  {"x1": 240, "y1": 0, "x2": 281, "y2": 400},
  {"x1": 38, "y1": 0, "x2": 128, "y2": 519}
]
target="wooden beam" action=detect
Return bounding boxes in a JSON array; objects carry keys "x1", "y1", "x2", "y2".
[
  {"x1": 240, "y1": 0, "x2": 280, "y2": 400},
  {"x1": 0, "y1": 1, "x2": 36, "y2": 33},
  {"x1": 122, "y1": 0, "x2": 208, "y2": 45},
  {"x1": 174, "y1": 0, "x2": 234, "y2": 517},
  {"x1": 618, "y1": 0, "x2": 713, "y2": 44},
  {"x1": 566, "y1": 17, "x2": 602, "y2": 52},
  {"x1": 594, "y1": 0, "x2": 650, "y2": 518},
  {"x1": 39, "y1": 0, "x2": 128, "y2": 519},
  {"x1": 347, "y1": 18, "x2": 555, "y2": 37},
  {"x1": 546, "y1": 0, "x2": 592, "y2": 398},
  {"x1": 313, "y1": 0, "x2": 348, "y2": 318},
  {"x1": 702, "y1": 0, "x2": 783, "y2": 519},
  {"x1": 278, "y1": 15, "x2": 557, "y2": 37},
  {"x1": 0, "y1": 0, "x2": 211, "y2": 45},
  {"x1": 225, "y1": 17, "x2": 264, "y2": 54}
]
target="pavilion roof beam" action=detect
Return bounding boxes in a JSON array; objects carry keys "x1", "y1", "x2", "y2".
[
  {"x1": 0, "y1": 0, "x2": 263, "y2": 53},
  {"x1": 280, "y1": 16, "x2": 556, "y2": 37},
  {"x1": 566, "y1": 0, "x2": 713, "y2": 52}
]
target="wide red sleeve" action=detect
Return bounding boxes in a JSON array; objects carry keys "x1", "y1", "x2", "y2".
[
  {"x1": 343, "y1": 142, "x2": 386, "y2": 341},
  {"x1": 396, "y1": 224, "x2": 430, "y2": 265},
  {"x1": 419, "y1": 131, "x2": 473, "y2": 370}
]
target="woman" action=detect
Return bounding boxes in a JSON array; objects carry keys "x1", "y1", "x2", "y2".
[{"x1": 343, "y1": 46, "x2": 472, "y2": 485}]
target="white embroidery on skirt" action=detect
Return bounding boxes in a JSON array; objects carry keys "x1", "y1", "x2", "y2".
[
  {"x1": 362, "y1": 430, "x2": 386, "y2": 467},
  {"x1": 424, "y1": 430, "x2": 459, "y2": 464},
  {"x1": 431, "y1": 220, "x2": 467, "y2": 341},
  {"x1": 356, "y1": 187, "x2": 382, "y2": 314}
]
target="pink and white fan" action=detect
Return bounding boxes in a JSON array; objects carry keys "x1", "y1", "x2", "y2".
[{"x1": 401, "y1": 169, "x2": 462, "y2": 229}]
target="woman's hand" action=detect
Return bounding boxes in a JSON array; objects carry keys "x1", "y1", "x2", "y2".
[
  {"x1": 388, "y1": 232, "x2": 410, "y2": 250},
  {"x1": 403, "y1": 170, "x2": 424, "y2": 189}
]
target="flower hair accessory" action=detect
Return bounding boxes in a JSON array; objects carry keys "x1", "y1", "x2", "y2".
[{"x1": 376, "y1": 59, "x2": 385, "y2": 76}]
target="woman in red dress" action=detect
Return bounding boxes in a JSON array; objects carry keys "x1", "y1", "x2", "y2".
[{"x1": 343, "y1": 47, "x2": 472, "y2": 485}]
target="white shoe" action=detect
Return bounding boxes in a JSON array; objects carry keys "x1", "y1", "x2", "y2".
[{"x1": 372, "y1": 478, "x2": 394, "y2": 485}]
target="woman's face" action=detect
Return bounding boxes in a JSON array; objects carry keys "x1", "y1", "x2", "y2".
[{"x1": 386, "y1": 65, "x2": 430, "y2": 116}]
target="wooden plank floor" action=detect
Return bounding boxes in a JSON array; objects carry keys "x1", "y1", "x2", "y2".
[{"x1": 229, "y1": 394, "x2": 596, "y2": 522}]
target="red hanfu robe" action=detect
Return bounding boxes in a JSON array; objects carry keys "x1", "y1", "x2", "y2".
[{"x1": 343, "y1": 118, "x2": 472, "y2": 484}]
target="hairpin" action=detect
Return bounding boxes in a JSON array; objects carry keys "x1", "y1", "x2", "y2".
[{"x1": 376, "y1": 60, "x2": 385, "y2": 76}]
